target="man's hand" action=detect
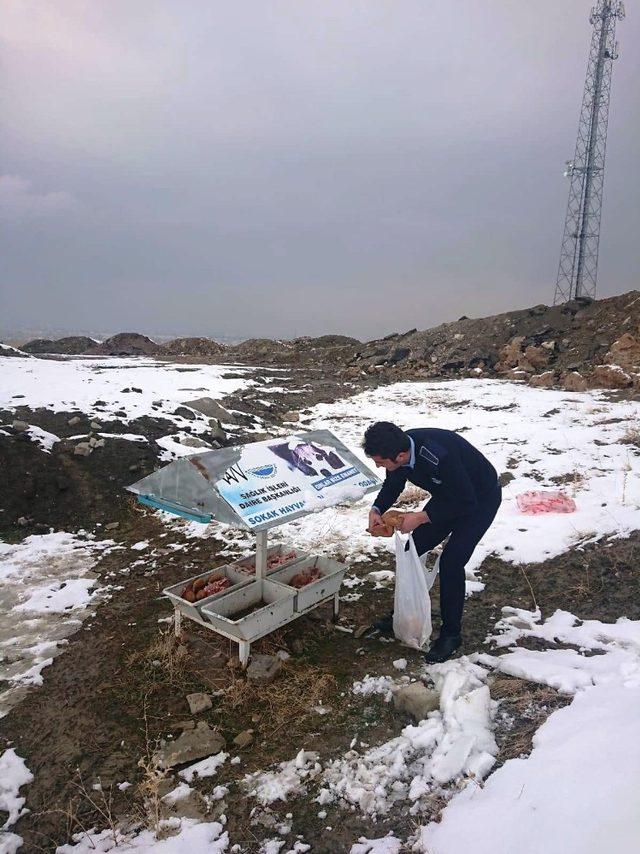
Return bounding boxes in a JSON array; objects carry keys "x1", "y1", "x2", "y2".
[
  {"x1": 367, "y1": 508, "x2": 382, "y2": 533},
  {"x1": 399, "y1": 510, "x2": 429, "y2": 534}
]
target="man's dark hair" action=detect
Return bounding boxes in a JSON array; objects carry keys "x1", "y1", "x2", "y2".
[{"x1": 363, "y1": 422, "x2": 410, "y2": 459}]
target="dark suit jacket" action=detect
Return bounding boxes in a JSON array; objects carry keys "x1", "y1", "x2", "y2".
[{"x1": 372, "y1": 428, "x2": 498, "y2": 527}]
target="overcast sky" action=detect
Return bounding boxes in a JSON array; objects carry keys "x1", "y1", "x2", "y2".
[{"x1": 1, "y1": 1, "x2": 638, "y2": 342}]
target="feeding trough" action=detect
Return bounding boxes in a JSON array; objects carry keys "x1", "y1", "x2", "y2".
[{"x1": 128, "y1": 430, "x2": 380, "y2": 665}]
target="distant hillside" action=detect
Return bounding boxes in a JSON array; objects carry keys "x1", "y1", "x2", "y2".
[{"x1": 18, "y1": 291, "x2": 640, "y2": 392}]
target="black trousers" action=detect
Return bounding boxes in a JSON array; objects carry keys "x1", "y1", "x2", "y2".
[{"x1": 411, "y1": 481, "x2": 502, "y2": 637}]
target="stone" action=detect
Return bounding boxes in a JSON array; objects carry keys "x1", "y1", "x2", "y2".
[
  {"x1": 153, "y1": 721, "x2": 225, "y2": 769},
  {"x1": 604, "y1": 333, "x2": 640, "y2": 371},
  {"x1": 105, "y1": 522, "x2": 120, "y2": 531},
  {"x1": 74, "y1": 442, "x2": 92, "y2": 456},
  {"x1": 497, "y1": 336, "x2": 525, "y2": 370},
  {"x1": 592, "y1": 364, "x2": 633, "y2": 389},
  {"x1": 282, "y1": 411, "x2": 300, "y2": 423},
  {"x1": 67, "y1": 416, "x2": 82, "y2": 426},
  {"x1": 505, "y1": 368, "x2": 527, "y2": 381},
  {"x1": 94, "y1": 438, "x2": 105, "y2": 449},
  {"x1": 89, "y1": 437, "x2": 99, "y2": 447},
  {"x1": 529, "y1": 371, "x2": 555, "y2": 389},
  {"x1": 233, "y1": 729, "x2": 254, "y2": 749},
  {"x1": 171, "y1": 720, "x2": 196, "y2": 731},
  {"x1": 186, "y1": 692, "x2": 213, "y2": 715},
  {"x1": 521, "y1": 345, "x2": 550, "y2": 371},
  {"x1": 499, "y1": 471, "x2": 515, "y2": 487},
  {"x1": 185, "y1": 397, "x2": 237, "y2": 424},
  {"x1": 90, "y1": 421, "x2": 103, "y2": 430},
  {"x1": 393, "y1": 683, "x2": 439, "y2": 721},
  {"x1": 353, "y1": 625, "x2": 370, "y2": 639},
  {"x1": 17, "y1": 516, "x2": 29, "y2": 526},
  {"x1": 563, "y1": 371, "x2": 588, "y2": 392},
  {"x1": 208, "y1": 419, "x2": 227, "y2": 442},
  {"x1": 180, "y1": 436, "x2": 211, "y2": 449},
  {"x1": 246, "y1": 653, "x2": 283, "y2": 686},
  {"x1": 12, "y1": 420, "x2": 28, "y2": 432},
  {"x1": 173, "y1": 406, "x2": 197, "y2": 420}
]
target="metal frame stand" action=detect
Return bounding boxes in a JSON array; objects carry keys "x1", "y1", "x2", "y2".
[{"x1": 172, "y1": 529, "x2": 344, "y2": 669}]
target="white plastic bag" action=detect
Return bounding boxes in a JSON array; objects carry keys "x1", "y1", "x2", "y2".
[{"x1": 393, "y1": 533, "x2": 437, "y2": 649}]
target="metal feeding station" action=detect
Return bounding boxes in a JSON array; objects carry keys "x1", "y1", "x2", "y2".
[{"x1": 128, "y1": 430, "x2": 380, "y2": 666}]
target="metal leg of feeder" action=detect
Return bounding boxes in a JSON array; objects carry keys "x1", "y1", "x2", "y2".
[
  {"x1": 174, "y1": 605, "x2": 182, "y2": 639},
  {"x1": 255, "y1": 529, "x2": 268, "y2": 581},
  {"x1": 333, "y1": 592, "x2": 340, "y2": 621},
  {"x1": 239, "y1": 640, "x2": 251, "y2": 669}
]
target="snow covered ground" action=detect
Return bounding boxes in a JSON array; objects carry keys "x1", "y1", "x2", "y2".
[
  {"x1": 0, "y1": 355, "x2": 258, "y2": 436},
  {"x1": 258, "y1": 380, "x2": 640, "y2": 604},
  {"x1": 0, "y1": 532, "x2": 115, "y2": 717},
  {"x1": 1, "y1": 372, "x2": 639, "y2": 852}
]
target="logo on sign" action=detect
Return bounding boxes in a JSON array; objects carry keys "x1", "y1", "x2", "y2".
[{"x1": 248, "y1": 464, "x2": 277, "y2": 479}]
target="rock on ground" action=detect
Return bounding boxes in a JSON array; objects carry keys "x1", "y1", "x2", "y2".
[
  {"x1": 153, "y1": 721, "x2": 225, "y2": 769},
  {"x1": 393, "y1": 682, "x2": 439, "y2": 721}
]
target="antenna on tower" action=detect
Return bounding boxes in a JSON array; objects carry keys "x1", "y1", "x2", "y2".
[{"x1": 553, "y1": 1, "x2": 625, "y2": 305}]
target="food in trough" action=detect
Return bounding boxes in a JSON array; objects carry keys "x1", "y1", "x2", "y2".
[
  {"x1": 243, "y1": 551, "x2": 298, "y2": 573},
  {"x1": 289, "y1": 566, "x2": 322, "y2": 588},
  {"x1": 180, "y1": 572, "x2": 233, "y2": 601}
]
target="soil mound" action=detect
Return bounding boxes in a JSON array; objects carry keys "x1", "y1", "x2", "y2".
[
  {"x1": 86, "y1": 332, "x2": 164, "y2": 356},
  {"x1": 21, "y1": 336, "x2": 97, "y2": 355},
  {"x1": 344, "y1": 291, "x2": 640, "y2": 393},
  {"x1": 162, "y1": 337, "x2": 226, "y2": 357},
  {"x1": 0, "y1": 343, "x2": 28, "y2": 357}
]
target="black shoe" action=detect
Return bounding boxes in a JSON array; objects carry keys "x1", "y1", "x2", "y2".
[
  {"x1": 424, "y1": 634, "x2": 462, "y2": 663},
  {"x1": 372, "y1": 612, "x2": 394, "y2": 636}
]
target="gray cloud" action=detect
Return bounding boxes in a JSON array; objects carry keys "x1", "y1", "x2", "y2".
[{"x1": 1, "y1": 1, "x2": 639, "y2": 341}]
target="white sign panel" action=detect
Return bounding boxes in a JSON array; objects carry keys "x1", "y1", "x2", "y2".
[{"x1": 215, "y1": 435, "x2": 378, "y2": 528}]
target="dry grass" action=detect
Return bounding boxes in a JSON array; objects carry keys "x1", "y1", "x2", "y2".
[
  {"x1": 620, "y1": 427, "x2": 640, "y2": 448},
  {"x1": 222, "y1": 660, "x2": 336, "y2": 738},
  {"x1": 134, "y1": 692, "x2": 169, "y2": 833},
  {"x1": 126, "y1": 629, "x2": 190, "y2": 689},
  {"x1": 491, "y1": 675, "x2": 569, "y2": 766}
]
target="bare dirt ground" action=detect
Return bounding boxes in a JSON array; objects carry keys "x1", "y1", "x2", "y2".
[{"x1": 2, "y1": 372, "x2": 640, "y2": 852}]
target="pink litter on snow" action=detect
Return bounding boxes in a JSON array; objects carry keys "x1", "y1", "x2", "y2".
[{"x1": 516, "y1": 491, "x2": 577, "y2": 515}]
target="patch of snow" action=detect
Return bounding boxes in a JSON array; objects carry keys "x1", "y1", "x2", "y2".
[
  {"x1": 0, "y1": 749, "x2": 33, "y2": 828},
  {"x1": 178, "y1": 752, "x2": 228, "y2": 783},
  {"x1": 55, "y1": 818, "x2": 229, "y2": 853},
  {"x1": 161, "y1": 782, "x2": 193, "y2": 806},
  {"x1": 417, "y1": 610, "x2": 640, "y2": 852},
  {"x1": 352, "y1": 675, "x2": 398, "y2": 702},
  {"x1": 323, "y1": 659, "x2": 497, "y2": 817},
  {"x1": 244, "y1": 750, "x2": 321, "y2": 806},
  {"x1": 0, "y1": 532, "x2": 114, "y2": 716},
  {"x1": 351, "y1": 836, "x2": 402, "y2": 854},
  {"x1": 25, "y1": 424, "x2": 60, "y2": 452}
]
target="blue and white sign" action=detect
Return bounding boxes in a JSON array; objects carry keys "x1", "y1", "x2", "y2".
[{"x1": 215, "y1": 435, "x2": 379, "y2": 528}]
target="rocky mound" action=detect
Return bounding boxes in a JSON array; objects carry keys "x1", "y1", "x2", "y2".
[
  {"x1": 162, "y1": 337, "x2": 226, "y2": 357},
  {"x1": 344, "y1": 291, "x2": 640, "y2": 393},
  {"x1": 21, "y1": 336, "x2": 97, "y2": 355},
  {"x1": 295, "y1": 334, "x2": 361, "y2": 348},
  {"x1": 0, "y1": 343, "x2": 28, "y2": 357},
  {"x1": 227, "y1": 338, "x2": 293, "y2": 362},
  {"x1": 85, "y1": 332, "x2": 164, "y2": 356}
]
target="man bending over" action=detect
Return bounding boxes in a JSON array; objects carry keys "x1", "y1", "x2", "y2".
[{"x1": 364, "y1": 421, "x2": 501, "y2": 663}]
